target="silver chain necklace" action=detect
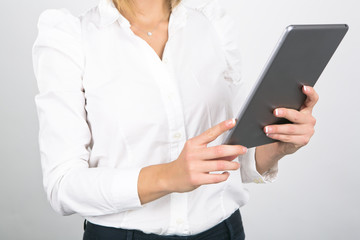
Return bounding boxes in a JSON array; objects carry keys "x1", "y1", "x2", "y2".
[
  {"x1": 131, "y1": 21, "x2": 163, "y2": 37},
  {"x1": 130, "y1": 15, "x2": 170, "y2": 37}
]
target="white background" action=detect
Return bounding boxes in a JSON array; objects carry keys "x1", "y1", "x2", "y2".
[{"x1": 0, "y1": 0, "x2": 359, "y2": 239}]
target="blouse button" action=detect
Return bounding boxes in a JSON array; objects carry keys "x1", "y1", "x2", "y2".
[
  {"x1": 173, "y1": 132, "x2": 182, "y2": 139},
  {"x1": 167, "y1": 92, "x2": 174, "y2": 100},
  {"x1": 163, "y1": 57, "x2": 169, "y2": 64},
  {"x1": 176, "y1": 218, "x2": 184, "y2": 225}
]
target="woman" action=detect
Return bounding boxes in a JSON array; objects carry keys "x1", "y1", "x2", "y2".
[{"x1": 32, "y1": 0, "x2": 318, "y2": 239}]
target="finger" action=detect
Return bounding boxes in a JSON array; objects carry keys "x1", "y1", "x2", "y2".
[
  {"x1": 266, "y1": 133, "x2": 311, "y2": 146},
  {"x1": 302, "y1": 85, "x2": 319, "y2": 111},
  {"x1": 264, "y1": 123, "x2": 308, "y2": 135},
  {"x1": 199, "y1": 160, "x2": 240, "y2": 173},
  {"x1": 299, "y1": 103, "x2": 307, "y2": 112},
  {"x1": 193, "y1": 118, "x2": 237, "y2": 146},
  {"x1": 196, "y1": 144, "x2": 247, "y2": 160},
  {"x1": 211, "y1": 155, "x2": 239, "y2": 161},
  {"x1": 273, "y1": 108, "x2": 307, "y2": 124},
  {"x1": 199, "y1": 171, "x2": 230, "y2": 185}
]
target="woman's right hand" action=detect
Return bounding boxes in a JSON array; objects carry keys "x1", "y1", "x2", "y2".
[
  {"x1": 164, "y1": 118, "x2": 248, "y2": 193},
  {"x1": 137, "y1": 118, "x2": 248, "y2": 205}
]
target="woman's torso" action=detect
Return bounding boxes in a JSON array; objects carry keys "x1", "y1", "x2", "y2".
[{"x1": 55, "y1": 0, "x2": 249, "y2": 235}]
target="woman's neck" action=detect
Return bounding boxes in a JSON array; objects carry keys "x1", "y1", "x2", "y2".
[{"x1": 125, "y1": 0, "x2": 171, "y2": 25}]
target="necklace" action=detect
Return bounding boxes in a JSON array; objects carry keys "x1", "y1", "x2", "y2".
[
  {"x1": 130, "y1": 14, "x2": 170, "y2": 37},
  {"x1": 131, "y1": 21, "x2": 163, "y2": 37}
]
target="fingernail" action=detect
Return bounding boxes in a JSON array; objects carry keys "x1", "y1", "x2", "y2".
[
  {"x1": 227, "y1": 118, "x2": 236, "y2": 126},
  {"x1": 304, "y1": 85, "x2": 308, "y2": 92},
  {"x1": 275, "y1": 109, "x2": 281, "y2": 116},
  {"x1": 243, "y1": 147, "x2": 248, "y2": 153},
  {"x1": 264, "y1": 126, "x2": 270, "y2": 133}
]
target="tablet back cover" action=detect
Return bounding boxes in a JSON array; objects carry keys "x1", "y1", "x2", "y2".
[{"x1": 222, "y1": 24, "x2": 348, "y2": 148}]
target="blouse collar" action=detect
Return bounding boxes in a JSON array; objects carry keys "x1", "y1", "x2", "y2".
[{"x1": 97, "y1": 0, "x2": 188, "y2": 32}]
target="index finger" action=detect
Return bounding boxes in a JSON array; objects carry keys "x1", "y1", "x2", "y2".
[{"x1": 193, "y1": 118, "x2": 236, "y2": 146}]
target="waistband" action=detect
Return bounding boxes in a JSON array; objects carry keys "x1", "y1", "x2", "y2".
[{"x1": 83, "y1": 208, "x2": 244, "y2": 240}]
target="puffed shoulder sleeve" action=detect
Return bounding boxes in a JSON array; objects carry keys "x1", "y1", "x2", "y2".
[
  {"x1": 195, "y1": 0, "x2": 242, "y2": 85},
  {"x1": 32, "y1": 9, "x2": 143, "y2": 216}
]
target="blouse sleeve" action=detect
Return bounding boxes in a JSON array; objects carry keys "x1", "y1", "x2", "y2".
[
  {"x1": 197, "y1": 0, "x2": 279, "y2": 184},
  {"x1": 32, "y1": 8, "x2": 143, "y2": 216}
]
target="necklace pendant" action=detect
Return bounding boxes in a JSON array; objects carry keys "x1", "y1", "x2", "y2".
[{"x1": 147, "y1": 32, "x2": 152, "y2": 36}]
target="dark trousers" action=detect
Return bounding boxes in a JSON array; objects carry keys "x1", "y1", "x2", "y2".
[{"x1": 83, "y1": 208, "x2": 245, "y2": 240}]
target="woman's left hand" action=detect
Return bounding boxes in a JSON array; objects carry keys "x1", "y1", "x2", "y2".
[{"x1": 264, "y1": 85, "x2": 319, "y2": 155}]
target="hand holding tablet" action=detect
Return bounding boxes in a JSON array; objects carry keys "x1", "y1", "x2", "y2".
[
  {"x1": 222, "y1": 24, "x2": 349, "y2": 148},
  {"x1": 263, "y1": 84, "x2": 319, "y2": 155}
]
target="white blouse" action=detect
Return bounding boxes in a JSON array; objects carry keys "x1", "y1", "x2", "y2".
[{"x1": 32, "y1": 0, "x2": 278, "y2": 236}]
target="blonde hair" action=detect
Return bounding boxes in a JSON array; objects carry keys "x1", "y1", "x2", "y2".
[{"x1": 113, "y1": 0, "x2": 181, "y2": 17}]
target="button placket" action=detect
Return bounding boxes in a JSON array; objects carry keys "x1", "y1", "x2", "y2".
[
  {"x1": 147, "y1": 36, "x2": 189, "y2": 235},
  {"x1": 162, "y1": 65, "x2": 190, "y2": 236}
]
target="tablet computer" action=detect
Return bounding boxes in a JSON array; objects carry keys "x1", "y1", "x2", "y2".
[{"x1": 221, "y1": 24, "x2": 348, "y2": 148}]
